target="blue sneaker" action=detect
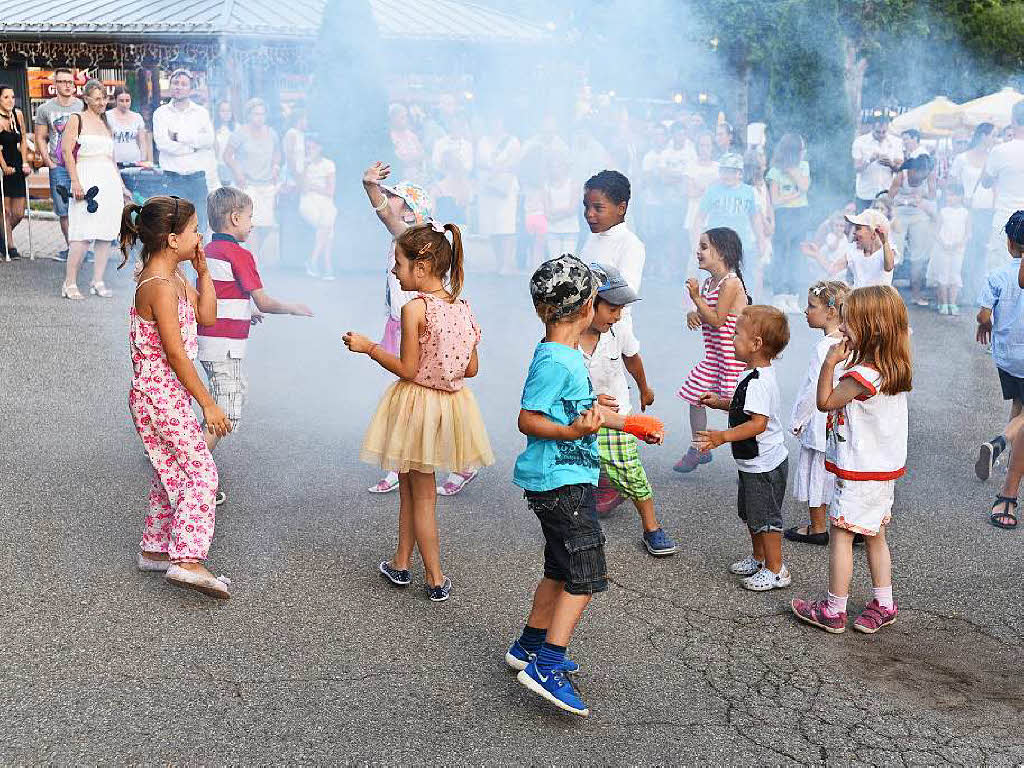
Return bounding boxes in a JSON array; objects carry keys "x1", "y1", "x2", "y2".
[
  {"x1": 504, "y1": 639, "x2": 580, "y2": 674},
  {"x1": 643, "y1": 528, "x2": 678, "y2": 557},
  {"x1": 426, "y1": 576, "x2": 452, "y2": 602},
  {"x1": 378, "y1": 560, "x2": 410, "y2": 586},
  {"x1": 517, "y1": 659, "x2": 589, "y2": 717}
]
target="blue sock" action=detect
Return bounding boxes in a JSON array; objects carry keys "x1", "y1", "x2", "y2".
[
  {"x1": 535, "y1": 642, "x2": 566, "y2": 674},
  {"x1": 519, "y1": 625, "x2": 546, "y2": 654}
]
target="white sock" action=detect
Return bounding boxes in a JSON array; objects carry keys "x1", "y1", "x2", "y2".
[
  {"x1": 872, "y1": 585, "x2": 894, "y2": 609},
  {"x1": 826, "y1": 591, "x2": 848, "y2": 616}
]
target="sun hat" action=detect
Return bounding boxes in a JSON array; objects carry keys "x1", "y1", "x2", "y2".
[
  {"x1": 381, "y1": 181, "x2": 433, "y2": 222},
  {"x1": 844, "y1": 208, "x2": 890, "y2": 234}
]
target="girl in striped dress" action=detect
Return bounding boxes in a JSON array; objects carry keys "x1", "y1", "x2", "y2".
[{"x1": 676, "y1": 227, "x2": 750, "y2": 472}]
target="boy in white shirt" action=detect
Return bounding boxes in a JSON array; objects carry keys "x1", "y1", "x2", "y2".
[
  {"x1": 695, "y1": 305, "x2": 792, "y2": 591},
  {"x1": 580, "y1": 263, "x2": 676, "y2": 556}
]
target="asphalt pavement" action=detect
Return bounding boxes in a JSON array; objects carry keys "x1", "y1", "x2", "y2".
[{"x1": 2, "y1": 245, "x2": 1023, "y2": 765}]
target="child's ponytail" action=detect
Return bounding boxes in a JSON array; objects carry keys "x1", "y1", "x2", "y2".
[
  {"x1": 118, "y1": 202, "x2": 143, "y2": 270},
  {"x1": 445, "y1": 222, "x2": 464, "y2": 300}
]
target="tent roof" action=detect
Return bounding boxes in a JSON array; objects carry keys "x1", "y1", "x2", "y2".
[{"x1": 0, "y1": 0, "x2": 551, "y2": 43}]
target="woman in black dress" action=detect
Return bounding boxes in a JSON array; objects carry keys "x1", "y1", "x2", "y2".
[{"x1": 0, "y1": 84, "x2": 31, "y2": 259}]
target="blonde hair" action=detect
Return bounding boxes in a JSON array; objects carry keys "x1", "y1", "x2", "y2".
[
  {"x1": 207, "y1": 186, "x2": 252, "y2": 232},
  {"x1": 395, "y1": 222, "x2": 466, "y2": 300},
  {"x1": 842, "y1": 285, "x2": 913, "y2": 395},
  {"x1": 808, "y1": 280, "x2": 850, "y2": 312},
  {"x1": 533, "y1": 293, "x2": 595, "y2": 324},
  {"x1": 741, "y1": 305, "x2": 790, "y2": 359}
]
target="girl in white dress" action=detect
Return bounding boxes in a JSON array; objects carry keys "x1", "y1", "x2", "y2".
[
  {"x1": 926, "y1": 183, "x2": 971, "y2": 316},
  {"x1": 298, "y1": 134, "x2": 337, "y2": 279},
  {"x1": 61, "y1": 79, "x2": 130, "y2": 300}
]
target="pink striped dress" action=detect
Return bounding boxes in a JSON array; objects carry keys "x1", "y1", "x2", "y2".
[{"x1": 677, "y1": 272, "x2": 747, "y2": 405}]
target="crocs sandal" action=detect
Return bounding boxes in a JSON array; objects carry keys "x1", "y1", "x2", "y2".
[
  {"x1": 990, "y1": 495, "x2": 1018, "y2": 529},
  {"x1": 437, "y1": 469, "x2": 479, "y2": 496},
  {"x1": 368, "y1": 474, "x2": 400, "y2": 494}
]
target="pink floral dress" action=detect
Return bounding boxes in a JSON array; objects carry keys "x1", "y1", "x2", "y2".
[{"x1": 128, "y1": 275, "x2": 219, "y2": 563}]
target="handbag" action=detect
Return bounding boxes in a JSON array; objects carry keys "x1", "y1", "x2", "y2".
[{"x1": 54, "y1": 113, "x2": 81, "y2": 168}]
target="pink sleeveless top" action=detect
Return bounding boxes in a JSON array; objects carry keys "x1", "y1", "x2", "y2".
[{"x1": 413, "y1": 292, "x2": 481, "y2": 392}]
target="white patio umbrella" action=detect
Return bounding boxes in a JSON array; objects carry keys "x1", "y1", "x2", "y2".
[
  {"x1": 891, "y1": 96, "x2": 963, "y2": 137},
  {"x1": 960, "y1": 87, "x2": 1024, "y2": 128}
]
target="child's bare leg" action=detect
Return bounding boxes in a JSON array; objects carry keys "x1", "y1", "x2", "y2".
[
  {"x1": 1000, "y1": 428, "x2": 1024, "y2": 500},
  {"x1": 525, "y1": 577, "x2": 564, "y2": 630},
  {"x1": 408, "y1": 469, "x2": 444, "y2": 586},
  {"x1": 863, "y1": 526, "x2": 892, "y2": 588},
  {"x1": 633, "y1": 497, "x2": 659, "y2": 533},
  {"x1": 758, "y1": 530, "x2": 784, "y2": 573},
  {"x1": 827, "y1": 527, "x2": 855, "y2": 598},
  {"x1": 809, "y1": 503, "x2": 827, "y2": 534},
  {"x1": 392, "y1": 472, "x2": 416, "y2": 570},
  {"x1": 949, "y1": 284, "x2": 959, "y2": 306},
  {"x1": 750, "y1": 527, "x2": 764, "y2": 562},
  {"x1": 323, "y1": 226, "x2": 335, "y2": 273},
  {"x1": 545, "y1": 591, "x2": 592, "y2": 647}
]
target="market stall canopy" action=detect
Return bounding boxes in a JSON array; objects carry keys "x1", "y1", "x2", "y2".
[
  {"x1": 0, "y1": 0, "x2": 552, "y2": 43},
  {"x1": 890, "y1": 96, "x2": 962, "y2": 137},
  {"x1": 959, "y1": 87, "x2": 1024, "y2": 129}
]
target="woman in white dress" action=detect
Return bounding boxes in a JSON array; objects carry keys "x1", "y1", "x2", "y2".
[
  {"x1": 61, "y1": 79, "x2": 130, "y2": 300},
  {"x1": 476, "y1": 115, "x2": 520, "y2": 273}
]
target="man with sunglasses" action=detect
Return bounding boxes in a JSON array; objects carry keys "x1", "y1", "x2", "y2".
[
  {"x1": 153, "y1": 69, "x2": 216, "y2": 231},
  {"x1": 33, "y1": 68, "x2": 83, "y2": 260}
]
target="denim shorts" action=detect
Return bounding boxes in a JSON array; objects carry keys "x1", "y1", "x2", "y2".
[
  {"x1": 524, "y1": 483, "x2": 607, "y2": 595},
  {"x1": 49, "y1": 165, "x2": 71, "y2": 217}
]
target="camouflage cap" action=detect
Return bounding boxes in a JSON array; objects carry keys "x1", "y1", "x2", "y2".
[{"x1": 529, "y1": 254, "x2": 596, "y2": 320}]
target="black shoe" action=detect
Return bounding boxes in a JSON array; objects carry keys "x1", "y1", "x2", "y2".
[
  {"x1": 378, "y1": 560, "x2": 411, "y2": 586},
  {"x1": 784, "y1": 525, "x2": 829, "y2": 546},
  {"x1": 976, "y1": 436, "x2": 1006, "y2": 481},
  {"x1": 5, "y1": 247, "x2": 21, "y2": 260},
  {"x1": 853, "y1": 533, "x2": 866, "y2": 545},
  {"x1": 426, "y1": 576, "x2": 452, "y2": 602},
  {"x1": 214, "y1": 489, "x2": 226, "y2": 506}
]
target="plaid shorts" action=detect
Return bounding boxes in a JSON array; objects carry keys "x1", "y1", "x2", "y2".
[
  {"x1": 596, "y1": 427, "x2": 653, "y2": 501},
  {"x1": 201, "y1": 358, "x2": 248, "y2": 429}
]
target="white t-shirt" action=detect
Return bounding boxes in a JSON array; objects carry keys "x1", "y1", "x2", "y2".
[
  {"x1": 790, "y1": 333, "x2": 843, "y2": 452},
  {"x1": 580, "y1": 222, "x2": 647, "y2": 338},
  {"x1": 847, "y1": 245, "x2": 896, "y2": 288},
  {"x1": 852, "y1": 131, "x2": 905, "y2": 200},
  {"x1": 951, "y1": 151, "x2": 994, "y2": 210},
  {"x1": 825, "y1": 365, "x2": 908, "y2": 481},
  {"x1": 734, "y1": 366, "x2": 787, "y2": 474},
  {"x1": 984, "y1": 138, "x2": 1024, "y2": 210},
  {"x1": 938, "y1": 205, "x2": 970, "y2": 249},
  {"x1": 581, "y1": 325, "x2": 640, "y2": 417}
]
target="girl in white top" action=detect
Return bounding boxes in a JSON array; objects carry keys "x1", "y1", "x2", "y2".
[
  {"x1": 803, "y1": 208, "x2": 896, "y2": 288},
  {"x1": 792, "y1": 285, "x2": 911, "y2": 636},
  {"x1": 786, "y1": 280, "x2": 850, "y2": 547},
  {"x1": 107, "y1": 86, "x2": 149, "y2": 165},
  {"x1": 298, "y1": 134, "x2": 336, "y2": 279},
  {"x1": 926, "y1": 184, "x2": 971, "y2": 316}
]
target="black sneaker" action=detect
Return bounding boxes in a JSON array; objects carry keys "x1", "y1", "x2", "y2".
[
  {"x1": 378, "y1": 560, "x2": 411, "y2": 586},
  {"x1": 6, "y1": 247, "x2": 21, "y2": 260},
  {"x1": 976, "y1": 436, "x2": 1006, "y2": 481},
  {"x1": 54, "y1": 249, "x2": 68, "y2": 262},
  {"x1": 214, "y1": 489, "x2": 226, "y2": 506},
  {"x1": 426, "y1": 576, "x2": 452, "y2": 602}
]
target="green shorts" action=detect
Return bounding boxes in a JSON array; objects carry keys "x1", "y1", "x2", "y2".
[{"x1": 596, "y1": 427, "x2": 653, "y2": 501}]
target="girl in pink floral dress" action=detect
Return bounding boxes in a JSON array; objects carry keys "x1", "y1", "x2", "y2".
[
  {"x1": 119, "y1": 195, "x2": 233, "y2": 599},
  {"x1": 343, "y1": 221, "x2": 494, "y2": 603}
]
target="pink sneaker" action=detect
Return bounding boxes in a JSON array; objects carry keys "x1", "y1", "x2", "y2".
[
  {"x1": 672, "y1": 447, "x2": 712, "y2": 474},
  {"x1": 791, "y1": 597, "x2": 846, "y2": 634},
  {"x1": 852, "y1": 599, "x2": 898, "y2": 634}
]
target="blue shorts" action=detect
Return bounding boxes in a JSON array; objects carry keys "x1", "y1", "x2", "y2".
[{"x1": 48, "y1": 165, "x2": 71, "y2": 218}]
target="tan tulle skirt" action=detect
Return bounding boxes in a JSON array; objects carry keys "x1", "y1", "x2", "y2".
[{"x1": 360, "y1": 380, "x2": 495, "y2": 474}]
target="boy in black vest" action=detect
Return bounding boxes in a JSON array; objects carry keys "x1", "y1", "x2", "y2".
[{"x1": 694, "y1": 305, "x2": 792, "y2": 592}]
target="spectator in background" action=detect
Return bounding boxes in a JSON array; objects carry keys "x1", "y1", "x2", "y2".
[
  {"x1": 107, "y1": 86, "x2": 150, "y2": 165},
  {"x1": 685, "y1": 131, "x2": 720, "y2": 276},
  {"x1": 951, "y1": 122, "x2": 995, "y2": 302},
  {"x1": 224, "y1": 97, "x2": 281, "y2": 261},
  {"x1": 476, "y1": 114, "x2": 521, "y2": 274},
  {"x1": 715, "y1": 121, "x2": 737, "y2": 158},
  {"x1": 889, "y1": 153, "x2": 937, "y2": 306},
  {"x1": 282, "y1": 106, "x2": 307, "y2": 187},
  {"x1": 982, "y1": 102, "x2": 1024, "y2": 273},
  {"x1": 901, "y1": 128, "x2": 927, "y2": 160},
  {"x1": 153, "y1": 69, "x2": 217, "y2": 230},
  {"x1": 422, "y1": 92, "x2": 460, "y2": 150},
  {"x1": 693, "y1": 152, "x2": 765, "y2": 284},
  {"x1": 642, "y1": 122, "x2": 691, "y2": 277},
  {"x1": 0, "y1": 83, "x2": 31, "y2": 259},
  {"x1": 214, "y1": 100, "x2": 236, "y2": 186},
  {"x1": 431, "y1": 146, "x2": 474, "y2": 229},
  {"x1": 746, "y1": 146, "x2": 773, "y2": 300},
  {"x1": 851, "y1": 114, "x2": 903, "y2": 213},
  {"x1": 298, "y1": 133, "x2": 336, "y2": 280},
  {"x1": 767, "y1": 133, "x2": 811, "y2": 312},
  {"x1": 431, "y1": 115, "x2": 473, "y2": 176},
  {"x1": 389, "y1": 103, "x2": 424, "y2": 179},
  {"x1": 33, "y1": 68, "x2": 83, "y2": 259},
  {"x1": 545, "y1": 148, "x2": 578, "y2": 260}
]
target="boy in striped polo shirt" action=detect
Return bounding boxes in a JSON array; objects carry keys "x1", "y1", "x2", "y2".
[{"x1": 199, "y1": 187, "x2": 314, "y2": 504}]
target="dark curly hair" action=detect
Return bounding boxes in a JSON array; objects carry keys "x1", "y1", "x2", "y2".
[{"x1": 584, "y1": 169, "x2": 631, "y2": 205}]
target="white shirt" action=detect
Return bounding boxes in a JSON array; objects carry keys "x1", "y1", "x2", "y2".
[
  {"x1": 790, "y1": 333, "x2": 843, "y2": 452},
  {"x1": 431, "y1": 135, "x2": 473, "y2": 174},
  {"x1": 847, "y1": 245, "x2": 896, "y2": 288},
  {"x1": 984, "y1": 138, "x2": 1024, "y2": 210},
  {"x1": 580, "y1": 222, "x2": 647, "y2": 338},
  {"x1": 825, "y1": 365, "x2": 908, "y2": 481},
  {"x1": 153, "y1": 100, "x2": 216, "y2": 176},
  {"x1": 951, "y1": 152, "x2": 994, "y2": 209},
  {"x1": 852, "y1": 131, "x2": 904, "y2": 200},
  {"x1": 735, "y1": 366, "x2": 787, "y2": 474},
  {"x1": 581, "y1": 325, "x2": 640, "y2": 416}
]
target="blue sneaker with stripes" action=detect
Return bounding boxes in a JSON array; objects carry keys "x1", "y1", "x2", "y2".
[{"x1": 517, "y1": 659, "x2": 589, "y2": 717}]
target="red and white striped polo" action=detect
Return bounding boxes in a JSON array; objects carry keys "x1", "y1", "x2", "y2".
[{"x1": 197, "y1": 233, "x2": 263, "y2": 361}]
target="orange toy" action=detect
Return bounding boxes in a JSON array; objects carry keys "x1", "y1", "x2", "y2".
[{"x1": 622, "y1": 415, "x2": 665, "y2": 441}]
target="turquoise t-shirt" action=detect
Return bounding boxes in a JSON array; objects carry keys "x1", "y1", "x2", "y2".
[
  {"x1": 700, "y1": 182, "x2": 757, "y2": 246},
  {"x1": 513, "y1": 342, "x2": 600, "y2": 492}
]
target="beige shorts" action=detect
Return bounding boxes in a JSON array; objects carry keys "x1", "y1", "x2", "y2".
[
  {"x1": 245, "y1": 183, "x2": 278, "y2": 228},
  {"x1": 201, "y1": 358, "x2": 248, "y2": 429}
]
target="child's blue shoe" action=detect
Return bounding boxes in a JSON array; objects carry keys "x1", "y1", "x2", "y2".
[
  {"x1": 517, "y1": 659, "x2": 589, "y2": 716},
  {"x1": 505, "y1": 640, "x2": 579, "y2": 673},
  {"x1": 643, "y1": 527, "x2": 678, "y2": 556}
]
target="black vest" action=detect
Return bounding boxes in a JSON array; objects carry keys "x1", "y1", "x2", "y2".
[{"x1": 728, "y1": 369, "x2": 760, "y2": 461}]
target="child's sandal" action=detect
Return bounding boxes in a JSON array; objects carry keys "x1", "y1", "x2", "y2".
[{"x1": 990, "y1": 495, "x2": 1018, "y2": 529}]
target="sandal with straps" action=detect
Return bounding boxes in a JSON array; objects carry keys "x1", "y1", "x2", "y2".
[
  {"x1": 61, "y1": 283, "x2": 84, "y2": 300},
  {"x1": 90, "y1": 281, "x2": 113, "y2": 298},
  {"x1": 990, "y1": 495, "x2": 1018, "y2": 529}
]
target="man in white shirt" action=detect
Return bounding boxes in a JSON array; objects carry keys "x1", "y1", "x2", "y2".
[
  {"x1": 153, "y1": 70, "x2": 217, "y2": 230},
  {"x1": 982, "y1": 101, "x2": 1024, "y2": 271},
  {"x1": 851, "y1": 114, "x2": 904, "y2": 212}
]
